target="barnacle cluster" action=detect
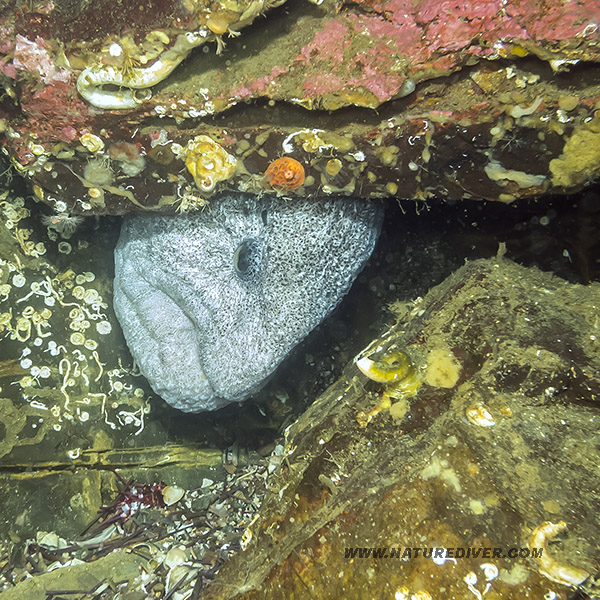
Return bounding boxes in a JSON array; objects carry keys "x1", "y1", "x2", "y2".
[
  {"x1": 0, "y1": 192, "x2": 152, "y2": 463},
  {"x1": 63, "y1": 133, "x2": 148, "y2": 210},
  {"x1": 174, "y1": 134, "x2": 238, "y2": 194}
]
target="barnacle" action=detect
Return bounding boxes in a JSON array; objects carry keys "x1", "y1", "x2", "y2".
[
  {"x1": 265, "y1": 157, "x2": 305, "y2": 191},
  {"x1": 206, "y1": 10, "x2": 240, "y2": 34},
  {"x1": 179, "y1": 135, "x2": 238, "y2": 193}
]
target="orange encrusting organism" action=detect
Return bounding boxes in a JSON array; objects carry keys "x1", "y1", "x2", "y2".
[{"x1": 264, "y1": 157, "x2": 305, "y2": 191}]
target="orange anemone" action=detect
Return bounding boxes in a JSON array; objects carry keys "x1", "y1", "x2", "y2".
[{"x1": 264, "y1": 157, "x2": 305, "y2": 191}]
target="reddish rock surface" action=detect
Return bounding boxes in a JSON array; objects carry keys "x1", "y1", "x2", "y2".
[{"x1": 0, "y1": 0, "x2": 599, "y2": 213}]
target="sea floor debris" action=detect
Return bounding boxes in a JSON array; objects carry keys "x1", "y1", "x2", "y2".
[{"x1": 0, "y1": 452, "x2": 275, "y2": 599}]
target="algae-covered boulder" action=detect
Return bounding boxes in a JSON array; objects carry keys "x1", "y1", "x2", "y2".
[{"x1": 203, "y1": 257, "x2": 600, "y2": 599}]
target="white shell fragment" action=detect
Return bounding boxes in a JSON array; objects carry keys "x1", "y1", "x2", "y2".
[
  {"x1": 466, "y1": 404, "x2": 496, "y2": 427},
  {"x1": 96, "y1": 320, "x2": 112, "y2": 335},
  {"x1": 481, "y1": 563, "x2": 499, "y2": 581},
  {"x1": 162, "y1": 485, "x2": 185, "y2": 506},
  {"x1": 164, "y1": 546, "x2": 187, "y2": 569}
]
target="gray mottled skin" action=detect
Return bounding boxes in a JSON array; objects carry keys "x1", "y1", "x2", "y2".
[{"x1": 113, "y1": 194, "x2": 382, "y2": 412}]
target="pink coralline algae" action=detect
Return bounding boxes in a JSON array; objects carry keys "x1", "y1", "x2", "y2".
[
  {"x1": 231, "y1": 65, "x2": 287, "y2": 99},
  {"x1": 295, "y1": 18, "x2": 407, "y2": 103},
  {"x1": 302, "y1": 73, "x2": 345, "y2": 98},
  {"x1": 0, "y1": 61, "x2": 17, "y2": 79},
  {"x1": 15, "y1": 81, "x2": 90, "y2": 151},
  {"x1": 0, "y1": 0, "x2": 598, "y2": 212},
  {"x1": 351, "y1": 64, "x2": 403, "y2": 101},
  {"x1": 284, "y1": 0, "x2": 600, "y2": 108},
  {"x1": 298, "y1": 20, "x2": 351, "y2": 65},
  {"x1": 13, "y1": 35, "x2": 70, "y2": 84}
]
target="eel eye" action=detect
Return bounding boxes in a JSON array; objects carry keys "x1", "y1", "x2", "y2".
[
  {"x1": 234, "y1": 244, "x2": 249, "y2": 274},
  {"x1": 234, "y1": 239, "x2": 261, "y2": 280}
]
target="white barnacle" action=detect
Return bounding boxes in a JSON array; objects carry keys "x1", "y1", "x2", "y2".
[
  {"x1": 84, "y1": 339, "x2": 98, "y2": 351},
  {"x1": 12, "y1": 273, "x2": 26, "y2": 288},
  {"x1": 70, "y1": 332, "x2": 85, "y2": 346},
  {"x1": 72, "y1": 286, "x2": 85, "y2": 300},
  {"x1": 108, "y1": 43, "x2": 123, "y2": 57},
  {"x1": 58, "y1": 241, "x2": 72, "y2": 254},
  {"x1": 83, "y1": 288, "x2": 100, "y2": 304},
  {"x1": 96, "y1": 320, "x2": 112, "y2": 335}
]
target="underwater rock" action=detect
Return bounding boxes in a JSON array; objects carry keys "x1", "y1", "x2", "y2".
[
  {"x1": 1, "y1": 1, "x2": 599, "y2": 210},
  {"x1": 113, "y1": 194, "x2": 382, "y2": 412},
  {"x1": 201, "y1": 257, "x2": 600, "y2": 599},
  {"x1": 0, "y1": 551, "x2": 145, "y2": 600}
]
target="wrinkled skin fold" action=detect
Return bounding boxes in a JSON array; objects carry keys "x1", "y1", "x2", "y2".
[{"x1": 113, "y1": 194, "x2": 382, "y2": 412}]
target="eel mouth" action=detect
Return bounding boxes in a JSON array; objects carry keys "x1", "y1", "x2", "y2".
[
  {"x1": 113, "y1": 269, "x2": 226, "y2": 411},
  {"x1": 129, "y1": 282, "x2": 277, "y2": 412}
]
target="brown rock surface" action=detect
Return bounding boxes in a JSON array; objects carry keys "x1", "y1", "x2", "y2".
[
  {"x1": 0, "y1": 0, "x2": 599, "y2": 213},
  {"x1": 201, "y1": 257, "x2": 600, "y2": 599}
]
